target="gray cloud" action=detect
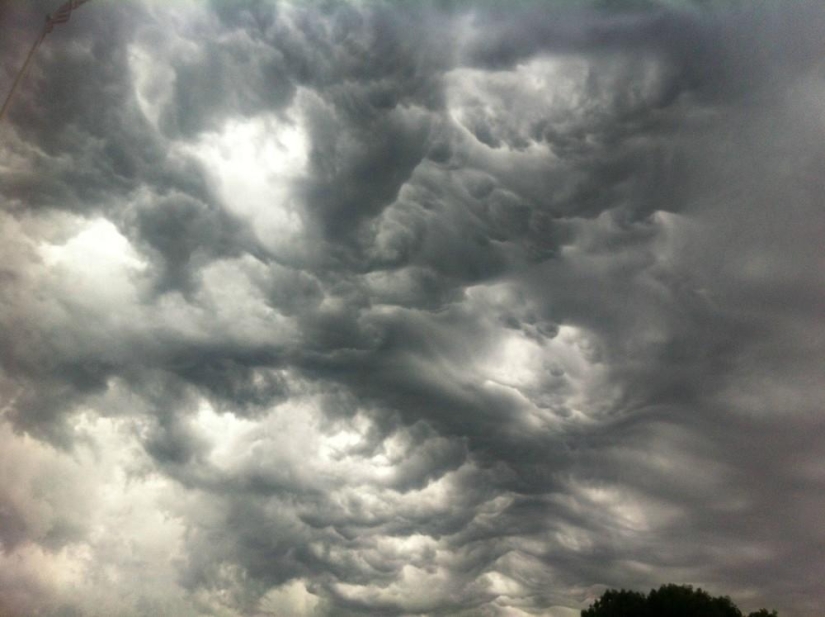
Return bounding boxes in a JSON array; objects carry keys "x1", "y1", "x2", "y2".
[{"x1": 1, "y1": 1, "x2": 824, "y2": 616}]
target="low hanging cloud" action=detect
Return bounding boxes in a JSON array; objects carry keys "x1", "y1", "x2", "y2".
[{"x1": 1, "y1": 1, "x2": 824, "y2": 616}]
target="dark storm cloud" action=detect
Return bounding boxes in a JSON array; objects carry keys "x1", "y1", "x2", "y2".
[{"x1": 2, "y1": 1, "x2": 825, "y2": 616}]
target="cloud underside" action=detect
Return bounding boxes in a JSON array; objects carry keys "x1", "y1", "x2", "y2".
[{"x1": 1, "y1": 1, "x2": 825, "y2": 616}]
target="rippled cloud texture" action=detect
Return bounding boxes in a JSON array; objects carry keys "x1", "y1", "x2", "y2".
[{"x1": 1, "y1": 1, "x2": 824, "y2": 615}]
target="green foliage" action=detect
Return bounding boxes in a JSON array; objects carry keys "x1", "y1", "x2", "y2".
[{"x1": 582, "y1": 584, "x2": 779, "y2": 617}]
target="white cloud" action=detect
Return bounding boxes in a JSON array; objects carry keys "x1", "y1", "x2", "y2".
[{"x1": 182, "y1": 109, "x2": 309, "y2": 258}]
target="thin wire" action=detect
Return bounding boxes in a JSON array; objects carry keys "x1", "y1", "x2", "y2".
[{"x1": 0, "y1": 22, "x2": 48, "y2": 124}]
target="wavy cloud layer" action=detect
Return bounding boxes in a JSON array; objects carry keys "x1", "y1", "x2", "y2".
[{"x1": 1, "y1": 1, "x2": 824, "y2": 616}]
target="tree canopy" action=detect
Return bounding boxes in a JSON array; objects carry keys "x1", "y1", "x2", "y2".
[{"x1": 582, "y1": 584, "x2": 778, "y2": 617}]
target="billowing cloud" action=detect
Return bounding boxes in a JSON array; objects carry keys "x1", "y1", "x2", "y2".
[{"x1": 1, "y1": 1, "x2": 824, "y2": 616}]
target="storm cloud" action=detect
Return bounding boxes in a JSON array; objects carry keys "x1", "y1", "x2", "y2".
[{"x1": 1, "y1": 1, "x2": 824, "y2": 616}]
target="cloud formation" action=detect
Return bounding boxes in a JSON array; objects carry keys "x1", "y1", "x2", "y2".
[{"x1": 1, "y1": 1, "x2": 824, "y2": 615}]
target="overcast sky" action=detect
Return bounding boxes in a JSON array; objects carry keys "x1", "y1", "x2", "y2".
[{"x1": 1, "y1": 1, "x2": 824, "y2": 616}]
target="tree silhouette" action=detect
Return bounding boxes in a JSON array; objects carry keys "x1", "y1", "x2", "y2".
[
  {"x1": 582, "y1": 584, "x2": 779, "y2": 617},
  {"x1": 646, "y1": 584, "x2": 740, "y2": 617},
  {"x1": 582, "y1": 589, "x2": 647, "y2": 617}
]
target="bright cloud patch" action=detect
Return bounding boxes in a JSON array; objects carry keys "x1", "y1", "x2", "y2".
[{"x1": 184, "y1": 111, "x2": 309, "y2": 257}]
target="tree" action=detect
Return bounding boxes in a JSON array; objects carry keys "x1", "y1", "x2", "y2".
[
  {"x1": 582, "y1": 589, "x2": 647, "y2": 617},
  {"x1": 645, "y1": 584, "x2": 740, "y2": 617},
  {"x1": 582, "y1": 584, "x2": 779, "y2": 617}
]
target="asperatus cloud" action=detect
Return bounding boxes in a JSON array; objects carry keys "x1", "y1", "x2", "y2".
[{"x1": 0, "y1": 1, "x2": 823, "y2": 616}]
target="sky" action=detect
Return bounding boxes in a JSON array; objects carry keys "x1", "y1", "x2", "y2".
[{"x1": 1, "y1": 0, "x2": 824, "y2": 616}]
